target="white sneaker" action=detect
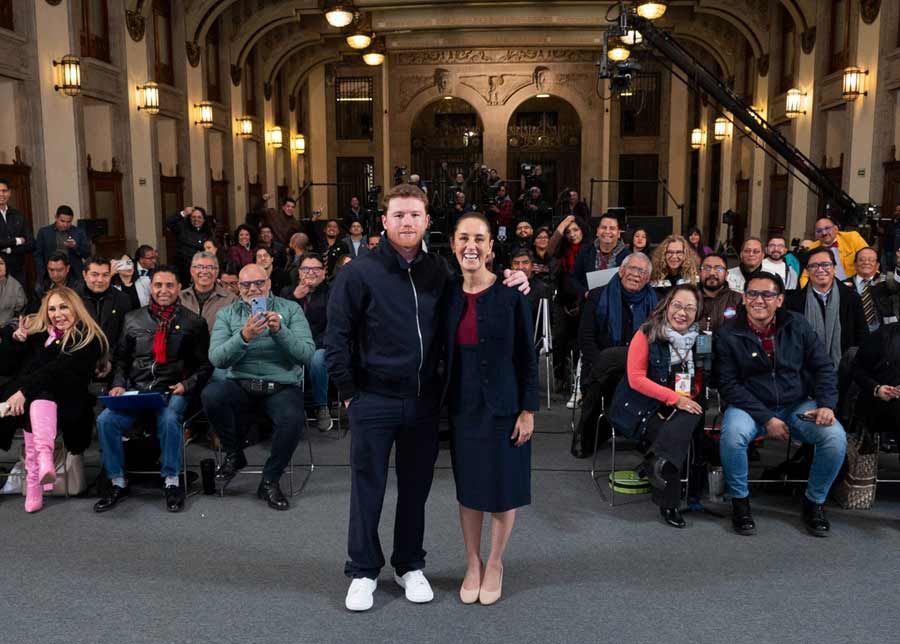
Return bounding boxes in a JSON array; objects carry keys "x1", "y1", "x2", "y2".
[
  {"x1": 566, "y1": 391, "x2": 583, "y2": 409},
  {"x1": 394, "y1": 570, "x2": 434, "y2": 603},
  {"x1": 345, "y1": 577, "x2": 377, "y2": 611}
]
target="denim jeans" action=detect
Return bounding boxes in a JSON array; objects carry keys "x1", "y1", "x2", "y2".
[
  {"x1": 719, "y1": 399, "x2": 847, "y2": 504},
  {"x1": 309, "y1": 348, "x2": 329, "y2": 407},
  {"x1": 97, "y1": 394, "x2": 189, "y2": 479}
]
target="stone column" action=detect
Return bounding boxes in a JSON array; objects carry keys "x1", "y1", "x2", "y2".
[
  {"x1": 307, "y1": 64, "x2": 329, "y2": 210},
  {"x1": 185, "y1": 63, "x2": 208, "y2": 208},
  {"x1": 229, "y1": 80, "x2": 245, "y2": 220},
  {"x1": 787, "y1": 50, "x2": 816, "y2": 242},
  {"x1": 666, "y1": 78, "x2": 689, "y2": 232},
  {"x1": 847, "y1": 11, "x2": 881, "y2": 203}
]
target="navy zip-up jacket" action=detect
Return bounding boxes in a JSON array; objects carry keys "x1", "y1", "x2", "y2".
[
  {"x1": 713, "y1": 309, "x2": 838, "y2": 425},
  {"x1": 325, "y1": 238, "x2": 452, "y2": 400}
]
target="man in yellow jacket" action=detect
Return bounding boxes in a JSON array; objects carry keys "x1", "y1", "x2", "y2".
[{"x1": 799, "y1": 216, "x2": 869, "y2": 286}]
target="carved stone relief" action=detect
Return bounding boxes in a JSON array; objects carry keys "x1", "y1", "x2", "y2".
[
  {"x1": 126, "y1": 1, "x2": 146, "y2": 43},
  {"x1": 459, "y1": 73, "x2": 533, "y2": 105},
  {"x1": 396, "y1": 75, "x2": 437, "y2": 110},
  {"x1": 394, "y1": 48, "x2": 596, "y2": 66},
  {"x1": 186, "y1": 41, "x2": 201, "y2": 67},
  {"x1": 231, "y1": 64, "x2": 242, "y2": 86},
  {"x1": 555, "y1": 73, "x2": 596, "y2": 108},
  {"x1": 860, "y1": 0, "x2": 881, "y2": 24},
  {"x1": 800, "y1": 27, "x2": 816, "y2": 55}
]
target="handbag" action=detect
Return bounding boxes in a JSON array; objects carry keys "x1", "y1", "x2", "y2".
[
  {"x1": 833, "y1": 423, "x2": 877, "y2": 510},
  {"x1": 18, "y1": 444, "x2": 86, "y2": 497}
]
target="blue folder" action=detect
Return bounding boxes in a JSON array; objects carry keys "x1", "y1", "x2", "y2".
[{"x1": 99, "y1": 392, "x2": 167, "y2": 411}]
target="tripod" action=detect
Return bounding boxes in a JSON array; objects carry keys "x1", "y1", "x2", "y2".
[{"x1": 532, "y1": 297, "x2": 554, "y2": 410}]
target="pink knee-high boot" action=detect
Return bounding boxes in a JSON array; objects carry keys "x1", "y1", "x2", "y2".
[
  {"x1": 23, "y1": 431, "x2": 43, "y2": 513},
  {"x1": 29, "y1": 400, "x2": 58, "y2": 486}
]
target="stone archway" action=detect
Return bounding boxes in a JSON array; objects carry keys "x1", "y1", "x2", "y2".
[{"x1": 506, "y1": 95, "x2": 582, "y2": 208}]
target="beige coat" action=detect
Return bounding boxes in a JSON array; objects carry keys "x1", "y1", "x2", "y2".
[{"x1": 179, "y1": 284, "x2": 237, "y2": 332}]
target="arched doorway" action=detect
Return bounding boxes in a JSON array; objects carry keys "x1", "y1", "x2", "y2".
[
  {"x1": 506, "y1": 96, "x2": 582, "y2": 207},
  {"x1": 411, "y1": 98, "x2": 483, "y2": 208}
]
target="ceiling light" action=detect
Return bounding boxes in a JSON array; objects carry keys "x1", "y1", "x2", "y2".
[
  {"x1": 325, "y1": 4, "x2": 355, "y2": 28},
  {"x1": 636, "y1": 1, "x2": 668, "y2": 20},
  {"x1": 347, "y1": 31, "x2": 372, "y2": 50}
]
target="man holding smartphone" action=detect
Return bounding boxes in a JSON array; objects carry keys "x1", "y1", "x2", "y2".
[
  {"x1": 34, "y1": 205, "x2": 91, "y2": 278},
  {"x1": 714, "y1": 272, "x2": 847, "y2": 538}
]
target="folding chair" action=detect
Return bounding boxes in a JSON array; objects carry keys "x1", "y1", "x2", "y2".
[
  {"x1": 121, "y1": 410, "x2": 204, "y2": 498},
  {"x1": 216, "y1": 435, "x2": 314, "y2": 498}
]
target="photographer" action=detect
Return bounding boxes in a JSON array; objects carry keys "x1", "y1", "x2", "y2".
[
  {"x1": 560, "y1": 190, "x2": 590, "y2": 220},
  {"x1": 520, "y1": 163, "x2": 546, "y2": 197},
  {"x1": 486, "y1": 183, "x2": 514, "y2": 233},
  {"x1": 516, "y1": 186, "x2": 551, "y2": 228}
]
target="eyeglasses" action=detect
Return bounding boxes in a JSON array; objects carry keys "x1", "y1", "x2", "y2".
[
  {"x1": 700, "y1": 265, "x2": 726, "y2": 274},
  {"x1": 808, "y1": 261, "x2": 834, "y2": 271},
  {"x1": 623, "y1": 266, "x2": 650, "y2": 276},
  {"x1": 814, "y1": 225, "x2": 834, "y2": 235},
  {"x1": 669, "y1": 302, "x2": 697, "y2": 314},
  {"x1": 191, "y1": 264, "x2": 217, "y2": 272},
  {"x1": 746, "y1": 290, "x2": 779, "y2": 301},
  {"x1": 238, "y1": 279, "x2": 267, "y2": 289},
  {"x1": 299, "y1": 266, "x2": 324, "y2": 273},
  {"x1": 665, "y1": 250, "x2": 685, "y2": 257},
  {"x1": 743, "y1": 248, "x2": 762, "y2": 255}
]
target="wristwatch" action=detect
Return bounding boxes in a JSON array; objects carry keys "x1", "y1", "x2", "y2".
[{"x1": 874, "y1": 385, "x2": 882, "y2": 398}]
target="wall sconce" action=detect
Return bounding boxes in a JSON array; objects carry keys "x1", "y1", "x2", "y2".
[
  {"x1": 362, "y1": 47, "x2": 385, "y2": 66},
  {"x1": 136, "y1": 81, "x2": 160, "y2": 114},
  {"x1": 52, "y1": 54, "x2": 81, "y2": 96},
  {"x1": 636, "y1": 1, "x2": 667, "y2": 20},
  {"x1": 325, "y1": 4, "x2": 355, "y2": 28},
  {"x1": 841, "y1": 67, "x2": 868, "y2": 101},
  {"x1": 194, "y1": 101, "x2": 214, "y2": 128},
  {"x1": 713, "y1": 117, "x2": 731, "y2": 141},
  {"x1": 690, "y1": 128, "x2": 705, "y2": 149},
  {"x1": 621, "y1": 28, "x2": 642, "y2": 46},
  {"x1": 266, "y1": 126, "x2": 284, "y2": 148},
  {"x1": 785, "y1": 88, "x2": 806, "y2": 118},
  {"x1": 607, "y1": 38, "x2": 630, "y2": 62},
  {"x1": 291, "y1": 133, "x2": 306, "y2": 155},
  {"x1": 236, "y1": 116, "x2": 254, "y2": 138}
]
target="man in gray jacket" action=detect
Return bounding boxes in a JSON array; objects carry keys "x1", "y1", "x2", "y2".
[{"x1": 202, "y1": 263, "x2": 315, "y2": 510}]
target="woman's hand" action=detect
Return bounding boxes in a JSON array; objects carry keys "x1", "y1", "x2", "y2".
[
  {"x1": 5, "y1": 390, "x2": 26, "y2": 416},
  {"x1": 555, "y1": 215, "x2": 574, "y2": 234},
  {"x1": 12, "y1": 316, "x2": 27, "y2": 342},
  {"x1": 511, "y1": 411, "x2": 535, "y2": 447},
  {"x1": 674, "y1": 396, "x2": 702, "y2": 415}
]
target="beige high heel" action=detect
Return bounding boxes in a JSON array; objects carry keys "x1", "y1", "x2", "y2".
[
  {"x1": 478, "y1": 565, "x2": 503, "y2": 605},
  {"x1": 459, "y1": 561, "x2": 482, "y2": 604}
]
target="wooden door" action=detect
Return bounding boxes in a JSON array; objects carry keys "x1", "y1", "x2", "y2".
[
  {"x1": 87, "y1": 155, "x2": 125, "y2": 258},
  {"x1": 210, "y1": 172, "x2": 230, "y2": 243},
  {"x1": 0, "y1": 148, "x2": 35, "y2": 288},
  {"x1": 336, "y1": 157, "x2": 374, "y2": 221},
  {"x1": 618, "y1": 154, "x2": 659, "y2": 218},
  {"x1": 767, "y1": 173, "x2": 788, "y2": 239},
  {"x1": 159, "y1": 167, "x2": 184, "y2": 263}
]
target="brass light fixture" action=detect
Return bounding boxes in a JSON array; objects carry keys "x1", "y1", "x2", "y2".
[
  {"x1": 325, "y1": 4, "x2": 355, "y2": 28},
  {"x1": 841, "y1": 67, "x2": 868, "y2": 101},
  {"x1": 785, "y1": 88, "x2": 806, "y2": 118},
  {"x1": 52, "y1": 54, "x2": 81, "y2": 96},
  {"x1": 346, "y1": 16, "x2": 372, "y2": 50},
  {"x1": 291, "y1": 133, "x2": 306, "y2": 155},
  {"x1": 713, "y1": 117, "x2": 730, "y2": 141},
  {"x1": 690, "y1": 128, "x2": 705, "y2": 149},
  {"x1": 636, "y1": 1, "x2": 668, "y2": 20},
  {"x1": 362, "y1": 44, "x2": 385, "y2": 66},
  {"x1": 607, "y1": 37, "x2": 630, "y2": 62},
  {"x1": 194, "y1": 102, "x2": 214, "y2": 128},
  {"x1": 136, "y1": 81, "x2": 160, "y2": 114},
  {"x1": 266, "y1": 126, "x2": 284, "y2": 148},
  {"x1": 236, "y1": 116, "x2": 254, "y2": 138}
]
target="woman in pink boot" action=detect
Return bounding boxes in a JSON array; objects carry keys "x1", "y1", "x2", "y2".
[{"x1": 0, "y1": 287, "x2": 107, "y2": 512}]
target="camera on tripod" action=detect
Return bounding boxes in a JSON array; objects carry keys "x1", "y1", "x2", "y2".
[
  {"x1": 520, "y1": 163, "x2": 533, "y2": 177},
  {"x1": 366, "y1": 185, "x2": 382, "y2": 211},
  {"x1": 393, "y1": 166, "x2": 408, "y2": 185}
]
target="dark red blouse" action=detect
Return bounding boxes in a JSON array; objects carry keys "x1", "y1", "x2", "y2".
[{"x1": 455, "y1": 290, "x2": 486, "y2": 345}]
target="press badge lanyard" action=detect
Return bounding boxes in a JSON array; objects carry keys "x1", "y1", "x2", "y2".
[{"x1": 671, "y1": 346, "x2": 694, "y2": 397}]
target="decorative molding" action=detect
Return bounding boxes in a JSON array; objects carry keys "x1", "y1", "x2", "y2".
[
  {"x1": 45, "y1": 0, "x2": 63, "y2": 5},
  {"x1": 396, "y1": 74, "x2": 436, "y2": 111},
  {"x1": 459, "y1": 73, "x2": 533, "y2": 106},
  {"x1": 555, "y1": 72, "x2": 596, "y2": 107},
  {"x1": 186, "y1": 41, "x2": 201, "y2": 67},
  {"x1": 126, "y1": 1, "x2": 146, "y2": 42},
  {"x1": 394, "y1": 48, "x2": 596, "y2": 66},
  {"x1": 800, "y1": 27, "x2": 816, "y2": 55},
  {"x1": 758, "y1": 54, "x2": 769, "y2": 77},
  {"x1": 860, "y1": 0, "x2": 881, "y2": 24},
  {"x1": 230, "y1": 64, "x2": 242, "y2": 86},
  {"x1": 263, "y1": 81, "x2": 272, "y2": 100}
]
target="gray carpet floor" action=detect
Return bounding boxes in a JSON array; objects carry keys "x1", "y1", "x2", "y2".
[{"x1": 2, "y1": 399, "x2": 900, "y2": 644}]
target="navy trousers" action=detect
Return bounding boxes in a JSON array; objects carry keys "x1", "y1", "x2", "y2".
[{"x1": 345, "y1": 391, "x2": 440, "y2": 579}]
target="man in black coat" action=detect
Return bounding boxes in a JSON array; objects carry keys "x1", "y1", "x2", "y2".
[
  {"x1": 77, "y1": 256, "x2": 132, "y2": 377},
  {"x1": 852, "y1": 321, "x2": 900, "y2": 435},
  {"x1": 32, "y1": 251, "x2": 84, "y2": 306},
  {"x1": 93, "y1": 265, "x2": 211, "y2": 514},
  {"x1": 166, "y1": 206, "x2": 212, "y2": 286},
  {"x1": 34, "y1": 205, "x2": 91, "y2": 279},
  {"x1": 0, "y1": 178, "x2": 35, "y2": 286}
]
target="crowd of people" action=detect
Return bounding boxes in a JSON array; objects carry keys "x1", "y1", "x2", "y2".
[{"x1": 2, "y1": 173, "x2": 900, "y2": 611}]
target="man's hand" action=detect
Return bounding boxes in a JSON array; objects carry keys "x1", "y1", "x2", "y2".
[
  {"x1": 502, "y1": 269, "x2": 531, "y2": 295},
  {"x1": 183, "y1": 206, "x2": 194, "y2": 217},
  {"x1": 169, "y1": 383, "x2": 186, "y2": 396},
  {"x1": 109, "y1": 387, "x2": 127, "y2": 397},
  {"x1": 95, "y1": 360, "x2": 112, "y2": 378},
  {"x1": 265, "y1": 311, "x2": 282, "y2": 335},
  {"x1": 809, "y1": 407, "x2": 836, "y2": 426},
  {"x1": 877, "y1": 385, "x2": 900, "y2": 402},
  {"x1": 64, "y1": 238, "x2": 76, "y2": 248},
  {"x1": 241, "y1": 312, "x2": 268, "y2": 342},
  {"x1": 765, "y1": 417, "x2": 790, "y2": 440},
  {"x1": 293, "y1": 282, "x2": 311, "y2": 301}
]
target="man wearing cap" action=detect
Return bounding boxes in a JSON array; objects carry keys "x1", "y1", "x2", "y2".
[{"x1": 34, "y1": 205, "x2": 91, "y2": 278}]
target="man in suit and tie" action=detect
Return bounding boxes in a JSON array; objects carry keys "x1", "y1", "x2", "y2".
[
  {"x1": 0, "y1": 178, "x2": 35, "y2": 286},
  {"x1": 134, "y1": 244, "x2": 159, "y2": 279}
]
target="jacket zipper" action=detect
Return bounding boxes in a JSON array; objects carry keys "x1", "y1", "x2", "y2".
[{"x1": 408, "y1": 268, "x2": 424, "y2": 397}]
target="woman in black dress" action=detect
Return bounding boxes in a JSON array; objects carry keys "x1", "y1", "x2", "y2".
[
  {"x1": 445, "y1": 212, "x2": 539, "y2": 606},
  {"x1": 0, "y1": 287, "x2": 108, "y2": 512}
]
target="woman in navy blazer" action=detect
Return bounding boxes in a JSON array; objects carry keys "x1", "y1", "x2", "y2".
[{"x1": 444, "y1": 212, "x2": 539, "y2": 606}]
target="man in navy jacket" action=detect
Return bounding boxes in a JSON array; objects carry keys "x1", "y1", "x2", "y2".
[
  {"x1": 34, "y1": 205, "x2": 91, "y2": 278},
  {"x1": 326, "y1": 183, "x2": 527, "y2": 612},
  {"x1": 714, "y1": 272, "x2": 846, "y2": 538},
  {"x1": 570, "y1": 213, "x2": 630, "y2": 301}
]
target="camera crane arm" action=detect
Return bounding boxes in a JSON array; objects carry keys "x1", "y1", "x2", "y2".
[{"x1": 631, "y1": 16, "x2": 859, "y2": 226}]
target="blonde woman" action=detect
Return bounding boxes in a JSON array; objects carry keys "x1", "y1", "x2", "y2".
[
  {"x1": 649, "y1": 234, "x2": 700, "y2": 296},
  {"x1": 0, "y1": 287, "x2": 108, "y2": 512}
]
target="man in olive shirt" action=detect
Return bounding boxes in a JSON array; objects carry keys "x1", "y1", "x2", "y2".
[{"x1": 178, "y1": 251, "x2": 236, "y2": 333}]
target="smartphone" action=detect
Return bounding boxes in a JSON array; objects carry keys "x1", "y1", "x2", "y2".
[
  {"x1": 250, "y1": 297, "x2": 267, "y2": 318},
  {"x1": 796, "y1": 412, "x2": 816, "y2": 422}
]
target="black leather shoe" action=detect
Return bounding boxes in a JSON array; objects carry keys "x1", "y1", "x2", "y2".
[
  {"x1": 93, "y1": 485, "x2": 130, "y2": 513},
  {"x1": 660, "y1": 507, "x2": 686, "y2": 528},
  {"x1": 257, "y1": 479, "x2": 289, "y2": 511},
  {"x1": 215, "y1": 451, "x2": 247, "y2": 481},
  {"x1": 802, "y1": 498, "x2": 830, "y2": 537},
  {"x1": 731, "y1": 497, "x2": 756, "y2": 535},
  {"x1": 165, "y1": 485, "x2": 185, "y2": 512}
]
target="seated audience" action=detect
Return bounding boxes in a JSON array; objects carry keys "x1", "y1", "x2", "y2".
[
  {"x1": 649, "y1": 234, "x2": 699, "y2": 295},
  {"x1": 509, "y1": 248, "x2": 550, "y2": 327},
  {"x1": 343, "y1": 196, "x2": 366, "y2": 233},
  {"x1": 570, "y1": 213, "x2": 630, "y2": 301},
  {"x1": 134, "y1": 244, "x2": 159, "y2": 279},
  {"x1": 218, "y1": 261, "x2": 241, "y2": 297},
  {"x1": 715, "y1": 272, "x2": 846, "y2": 537},
  {"x1": 0, "y1": 287, "x2": 107, "y2": 513},
  {"x1": 34, "y1": 205, "x2": 91, "y2": 278},
  {"x1": 112, "y1": 254, "x2": 150, "y2": 309},
  {"x1": 608, "y1": 285, "x2": 706, "y2": 528},
  {"x1": 801, "y1": 216, "x2": 868, "y2": 285},
  {"x1": 281, "y1": 253, "x2": 331, "y2": 431},
  {"x1": 258, "y1": 224, "x2": 287, "y2": 269},
  {"x1": 254, "y1": 245, "x2": 288, "y2": 294},
  {"x1": 179, "y1": 251, "x2": 237, "y2": 332},
  {"x1": 77, "y1": 256, "x2": 133, "y2": 375},
  {"x1": 573, "y1": 252, "x2": 656, "y2": 458},
  {"x1": 166, "y1": 206, "x2": 212, "y2": 286},
  {"x1": 33, "y1": 251, "x2": 84, "y2": 303},
  {"x1": 366, "y1": 233, "x2": 381, "y2": 251},
  {"x1": 761, "y1": 236, "x2": 799, "y2": 290},
  {"x1": 509, "y1": 219, "x2": 534, "y2": 254},
  {"x1": 203, "y1": 238, "x2": 228, "y2": 270},
  {"x1": 843, "y1": 247, "x2": 899, "y2": 332},
  {"x1": 286, "y1": 232, "x2": 310, "y2": 272},
  {"x1": 0, "y1": 254, "x2": 26, "y2": 326},
  {"x1": 852, "y1": 320, "x2": 900, "y2": 435},
  {"x1": 697, "y1": 253, "x2": 742, "y2": 333},
  {"x1": 726, "y1": 237, "x2": 764, "y2": 292},
  {"x1": 320, "y1": 219, "x2": 349, "y2": 276},
  {"x1": 227, "y1": 224, "x2": 256, "y2": 268},
  {"x1": 629, "y1": 227, "x2": 649, "y2": 255},
  {"x1": 203, "y1": 264, "x2": 315, "y2": 510},
  {"x1": 342, "y1": 221, "x2": 369, "y2": 258},
  {"x1": 686, "y1": 227, "x2": 712, "y2": 259},
  {"x1": 94, "y1": 266, "x2": 211, "y2": 514},
  {"x1": 530, "y1": 226, "x2": 557, "y2": 290},
  {"x1": 561, "y1": 189, "x2": 590, "y2": 220}
]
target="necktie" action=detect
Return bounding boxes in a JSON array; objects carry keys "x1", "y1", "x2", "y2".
[{"x1": 861, "y1": 280, "x2": 877, "y2": 326}]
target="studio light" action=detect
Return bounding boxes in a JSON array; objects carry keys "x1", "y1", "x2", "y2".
[{"x1": 621, "y1": 28, "x2": 642, "y2": 46}]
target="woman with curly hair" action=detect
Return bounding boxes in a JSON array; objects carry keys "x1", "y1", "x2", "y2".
[
  {"x1": 226, "y1": 224, "x2": 257, "y2": 268},
  {"x1": 649, "y1": 234, "x2": 699, "y2": 296}
]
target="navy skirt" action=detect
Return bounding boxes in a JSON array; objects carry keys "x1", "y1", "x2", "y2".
[{"x1": 449, "y1": 345, "x2": 531, "y2": 513}]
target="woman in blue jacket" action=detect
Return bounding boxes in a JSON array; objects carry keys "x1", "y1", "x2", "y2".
[{"x1": 444, "y1": 212, "x2": 539, "y2": 606}]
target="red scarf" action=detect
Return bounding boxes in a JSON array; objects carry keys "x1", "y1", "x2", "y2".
[
  {"x1": 561, "y1": 241, "x2": 582, "y2": 274},
  {"x1": 148, "y1": 301, "x2": 177, "y2": 364}
]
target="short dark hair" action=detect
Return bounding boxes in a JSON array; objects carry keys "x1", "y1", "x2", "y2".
[
  {"x1": 767, "y1": 235, "x2": 787, "y2": 245},
  {"x1": 149, "y1": 265, "x2": 180, "y2": 283},
  {"x1": 453, "y1": 212, "x2": 493, "y2": 238},
  {"x1": 0, "y1": 178, "x2": 10, "y2": 190},
  {"x1": 324, "y1": 218, "x2": 340, "y2": 227},
  {"x1": 510, "y1": 248, "x2": 533, "y2": 262},
  {"x1": 854, "y1": 246, "x2": 878, "y2": 262},
  {"x1": 135, "y1": 244, "x2": 155, "y2": 260},
  {"x1": 283, "y1": 197, "x2": 297, "y2": 206},
  {"x1": 47, "y1": 251, "x2": 69, "y2": 266},
  {"x1": 193, "y1": 206, "x2": 207, "y2": 218},
  {"x1": 382, "y1": 183, "x2": 428, "y2": 211},
  {"x1": 84, "y1": 256, "x2": 110, "y2": 271},
  {"x1": 300, "y1": 252, "x2": 325, "y2": 268},
  {"x1": 701, "y1": 252, "x2": 728, "y2": 266},
  {"x1": 56, "y1": 205, "x2": 74, "y2": 218},
  {"x1": 598, "y1": 213, "x2": 621, "y2": 229},
  {"x1": 259, "y1": 223, "x2": 272, "y2": 233},
  {"x1": 742, "y1": 236, "x2": 763, "y2": 250},
  {"x1": 253, "y1": 245, "x2": 274, "y2": 260},
  {"x1": 806, "y1": 247, "x2": 836, "y2": 266},
  {"x1": 745, "y1": 271, "x2": 785, "y2": 295},
  {"x1": 221, "y1": 261, "x2": 240, "y2": 277}
]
